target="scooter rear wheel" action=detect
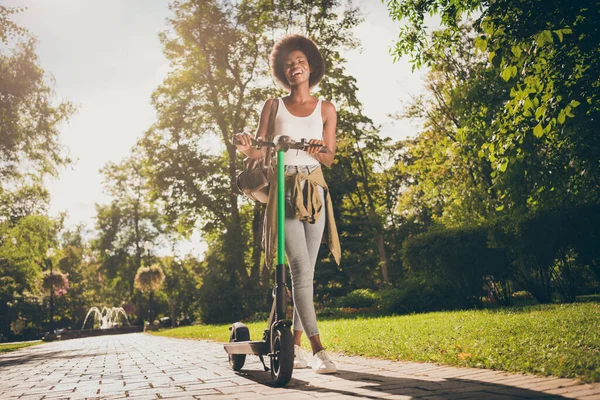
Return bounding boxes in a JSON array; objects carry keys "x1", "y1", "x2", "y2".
[
  {"x1": 228, "y1": 323, "x2": 250, "y2": 371},
  {"x1": 270, "y1": 325, "x2": 293, "y2": 386}
]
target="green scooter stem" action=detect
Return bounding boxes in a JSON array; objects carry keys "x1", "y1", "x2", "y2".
[
  {"x1": 277, "y1": 150, "x2": 285, "y2": 265},
  {"x1": 275, "y1": 150, "x2": 286, "y2": 320}
]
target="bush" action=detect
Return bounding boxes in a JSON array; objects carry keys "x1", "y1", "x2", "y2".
[
  {"x1": 400, "y1": 204, "x2": 600, "y2": 308},
  {"x1": 512, "y1": 290, "x2": 535, "y2": 300},
  {"x1": 197, "y1": 271, "x2": 253, "y2": 324},
  {"x1": 402, "y1": 226, "x2": 497, "y2": 307},
  {"x1": 334, "y1": 289, "x2": 379, "y2": 309},
  {"x1": 489, "y1": 204, "x2": 600, "y2": 303},
  {"x1": 379, "y1": 277, "x2": 457, "y2": 314}
]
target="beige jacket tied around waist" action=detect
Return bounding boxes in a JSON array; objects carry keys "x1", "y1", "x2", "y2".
[{"x1": 262, "y1": 166, "x2": 341, "y2": 269}]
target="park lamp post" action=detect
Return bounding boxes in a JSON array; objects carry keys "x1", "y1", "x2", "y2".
[
  {"x1": 142, "y1": 241, "x2": 153, "y2": 324},
  {"x1": 143, "y1": 241, "x2": 153, "y2": 264},
  {"x1": 46, "y1": 247, "x2": 56, "y2": 333}
]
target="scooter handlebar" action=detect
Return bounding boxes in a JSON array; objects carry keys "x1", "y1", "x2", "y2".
[{"x1": 232, "y1": 136, "x2": 328, "y2": 153}]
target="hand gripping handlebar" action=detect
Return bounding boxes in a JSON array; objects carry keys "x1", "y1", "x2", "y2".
[{"x1": 232, "y1": 135, "x2": 328, "y2": 153}]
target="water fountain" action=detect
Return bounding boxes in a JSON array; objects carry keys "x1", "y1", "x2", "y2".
[
  {"x1": 44, "y1": 306, "x2": 141, "y2": 341},
  {"x1": 81, "y1": 306, "x2": 131, "y2": 330}
]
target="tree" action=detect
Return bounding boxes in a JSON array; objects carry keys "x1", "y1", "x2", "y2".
[
  {"x1": 141, "y1": 0, "x2": 281, "y2": 299},
  {"x1": 94, "y1": 152, "x2": 166, "y2": 320},
  {"x1": 0, "y1": 7, "x2": 75, "y2": 187},
  {"x1": 141, "y1": 0, "x2": 391, "y2": 319},
  {"x1": 0, "y1": 5, "x2": 28, "y2": 43},
  {"x1": 386, "y1": 0, "x2": 600, "y2": 210},
  {"x1": 162, "y1": 255, "x2": 202, "y2": 326},
  {"x1": 394, "y1": 26, "x2": 511, "y2": 227},
  {"x1": 53, "y1": 225, "x2": 100, "y2": 329},
  {"x1": 295, "y1": 0, "x2": 393, "y2": 284},
  {"x1": 134, "y1": 263, "x2": 165, "y2": 323},
  {"x1": 0, "y1": 215, "x2": 59, "y2": 339},
  {"x1": 0, "y1": 6, "x2": 75, "y2": 338}
]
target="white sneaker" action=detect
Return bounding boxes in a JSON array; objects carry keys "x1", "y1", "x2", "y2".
[
  {"x1": 311, "y1": 350, "x2": 336, "y2": 374},
  {"x1": 293, "y1": 345, "x2": 308, "y2": 369}
]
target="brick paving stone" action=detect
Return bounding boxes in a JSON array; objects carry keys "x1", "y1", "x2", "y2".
[
  {"x1": 0, "y1": 333, "x2": 598, "y2": 399},
  {"x1": 579, "y1": 395, "x2": 600, "y2": 400}
]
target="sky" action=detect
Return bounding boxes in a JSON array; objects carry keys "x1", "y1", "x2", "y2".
[{"x1": 6, "y1": 0, "x2": 430, "y2": 257}]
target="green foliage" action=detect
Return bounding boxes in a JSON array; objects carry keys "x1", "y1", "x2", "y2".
[
  {"x1": 0, "y1": 5, "x2": 28, "y2": 43},
  {"x1": 162, "y1": 256, "x2": 203, "y2": 326},
  {"x1": 387, "y1": 0, "x2": 600, "y2": 212},
  {"x1": 141, "y1": 0, "x2": 290, "y2": 294},
  {"x1": 140, "y1": 0, "x2": 393, "y2": 323},
  {"x1": 395, "y1": 25, "x2": 508, "y2": 227},
  {"x1": 378, "y1": 277, "x2": 454, "y2": 314},
  {"x1": 94, "y1": 154, "x2": 165, "y2": 301},
  {"x1": 197, "y1": 269, "x2": 250, "y2": 324},
  {"x1": 301, "y1": 1, "x2": 394, "y2": 284},
  {"x1": 0, "y1": 340, "x2": 41, "y2": 353},
  {"x1": 399, "y1": 204, "x2": 600, "y2": 307},
  {"x1": 489, "y1": 204, "x2": 600, "y2": 303},
  {"x1": 0, "y1": 214, "x2": 60, "y2": 340},
  {"x1": 41, "y1": 270, "x2": 69, "y2": 297},
  {"x1": 0, "y1": 19, "x2": 75, "y2": 186},
  {"x1": 0, "y1": 215, "x2": 58, "y2": 290},
  {"x1": 334, "y1": 288, "x2": 380, "y2": 309},
  {"x1": 0, "y1": 185, "x2": 50, "y2": 225},
  {"x1": 402, "y1": 225, "x2": 505, "y2": 307}
]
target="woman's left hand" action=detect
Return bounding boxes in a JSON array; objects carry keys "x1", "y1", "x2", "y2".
[{"x1": 306, "y1": 138, "x2": 325, "y2": 155}]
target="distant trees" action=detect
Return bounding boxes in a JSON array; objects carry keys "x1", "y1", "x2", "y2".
[
  {"x1": 137, "y1": 0, "x2": 395, "y2": 321},
  {"x1": 387, "y1": 0, "x2": 600, "y2": 211},
  {"x1": 3, "y1": 0, "x2": 599, "y2": 340},
  {"x1": 0, "y1": 5, "x2": 75, "y2": 340},
  {"x1": 383, "y1": 0, "x2": 600, "y2": 308}
]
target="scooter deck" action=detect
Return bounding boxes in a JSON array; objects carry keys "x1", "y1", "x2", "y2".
[{"x1": 224, "y1": 340, "x2": 269, "y2": 355}]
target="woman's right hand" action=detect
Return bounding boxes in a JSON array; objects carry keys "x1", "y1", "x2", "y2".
[{"x1": 233, "y1": 132, "x2": 253, "y2": 152}]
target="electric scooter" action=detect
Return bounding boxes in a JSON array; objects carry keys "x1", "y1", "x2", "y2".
[{"x1": 224, "y1": 135, "x2": 328, "y2": 387}]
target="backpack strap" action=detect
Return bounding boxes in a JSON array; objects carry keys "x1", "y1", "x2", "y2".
[{"x1": 263, "y1": 98, "x2": 279, "y2": 173}]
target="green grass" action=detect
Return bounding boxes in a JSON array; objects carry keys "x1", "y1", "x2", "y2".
[
  {"x1": 152, "y1": 302, "x2": 600, "y2": 382},
  {"x1": 0, "y1": 341, "x2": 42, "y2": 353}
]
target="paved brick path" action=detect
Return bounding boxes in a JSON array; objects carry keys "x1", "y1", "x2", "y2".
[{"x1": 1, "y1": 333, "x2": 598, "y2": 399}]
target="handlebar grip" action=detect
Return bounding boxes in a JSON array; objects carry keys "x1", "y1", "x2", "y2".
[{"x1": 295, "y1": 143, "x2": 329, "y2": 153}]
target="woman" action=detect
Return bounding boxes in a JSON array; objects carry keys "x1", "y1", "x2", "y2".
[{"x1": 233, "y1": 34, "x2": 341, "y2": 374}]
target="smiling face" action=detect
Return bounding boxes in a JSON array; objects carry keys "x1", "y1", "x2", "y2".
[{"x1": 284, "y1": 50, "x2": 311, "y2": 87}]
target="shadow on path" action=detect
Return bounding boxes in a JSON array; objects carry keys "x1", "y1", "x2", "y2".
[
  {"x1": 0, "y1": 350, "x2": 93, "y2": 368},
  {"x1": 238, "y1": 368, "x2": 568, "y2": 399}
]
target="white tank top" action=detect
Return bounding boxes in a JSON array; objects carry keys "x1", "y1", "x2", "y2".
[{"x1": 274, "y1": 98, "x2": 322, "y2": 166}]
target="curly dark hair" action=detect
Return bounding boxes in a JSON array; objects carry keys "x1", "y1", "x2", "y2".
[{"x1": 269, "y1": 34, "x2": 325, "y2": 90}]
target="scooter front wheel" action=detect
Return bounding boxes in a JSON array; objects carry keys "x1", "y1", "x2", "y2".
[
  {"x1": 228, "y1": 322, "x2": 250, "y2": 371},
  {"x1": 270, "y1": 325, "x2": 294, "y2": 386}
]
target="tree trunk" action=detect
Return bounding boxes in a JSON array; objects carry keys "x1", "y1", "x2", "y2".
[
  {"x1": 376, "y1": 233, "x2": 390, "y2": 283},
  {"x1": 148, "y1": 291, "x2": 154, "y2": 323},
  {"x1": 250, "y1": 202, "x2": 264, "y2": 285},
  {"x1": 227, "y1": 142, "x2": 248, "y2": 285},
  {"x1": 353, "y1": 142, "x2": 390, "y2": 284},
  {"x1": 169, "y1": 300, "x2": 176, "y2": 328},
  {"x1": 137, "y1": 290, "x2": 143, "y2": 325}
]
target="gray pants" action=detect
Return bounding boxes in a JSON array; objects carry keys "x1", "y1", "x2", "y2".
[{"x1": 284, "y1": 165, "x2": 325, "y2": 338}]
